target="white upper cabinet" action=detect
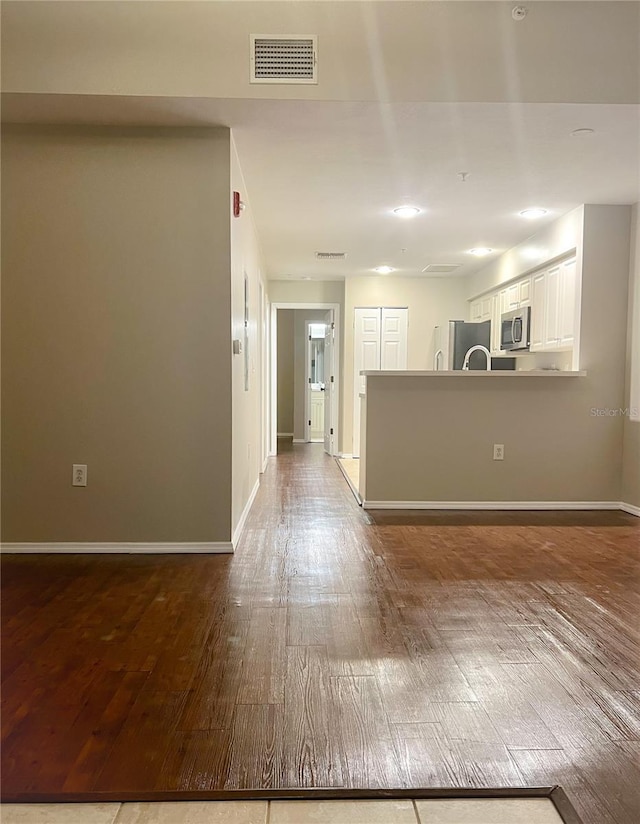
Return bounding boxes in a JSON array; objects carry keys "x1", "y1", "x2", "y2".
[
  {"x1": 504, "y1": 282, "x2": 520, "y2": 312},
  {"x1": 500, "y1": 278, "x2": 531, "y2": 314},
  {"x1": 544, "y1": 265, "x2": 561, "y2": 348},
  {"x1": 472, "y1": 257, "x2": 577, "y2": 357},
  {"x1": 470, "y1": 299, "x2": 483, "y2": 321},
  {"x1": 490, "y1": 293, "x2": 502, "y2": 355},
  {"x1": 558, "y1": 258, "x2": 577, "y2": 349},
  {"x1": 530, "y1": 271, "x2": 547, "y2": 352},
  {"x1": 480, "y1": 295, "x2": 492, "y2": 319},
  {"x1": 470, "y1": 297, "x2": 492, "y2": 322},
  {"x1": 531, "y1": 257, "x2": 577, "y2": 352},
  {"x1": 518, "y1": 277, "x2": 532, "y2": 307}
]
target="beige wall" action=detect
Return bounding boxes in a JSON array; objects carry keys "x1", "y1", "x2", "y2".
[
  {"x1": 268, "y1": 280, "x2": 344, "y2": 306},
  {"x1": 580, "y1": 205, "x2": 631, "y2": 497},
  {"x1": 277, "y1": 311, "x2": 295, "y2": 434},
  {"x1": 343, "y1": 276, "x2": 467, "y2": 454},
  {"x1": 466, "y1": 206, "x2": 584, "y2": 300},
  {"x1": 361, "y1": 205, "x2": 632, "y2": 506},
  {"x1": 231, "y1": 137, "x2": 266, "y2": 539},
  {"x1": 3, "y1": 2, "x2": 638, "y2": 105},
  {"x1": 1, "y1": 125, "x2": 233, "y2": 543},
  {"x1": 622, "y1": 203, "x2": 640, "y2": 509}
]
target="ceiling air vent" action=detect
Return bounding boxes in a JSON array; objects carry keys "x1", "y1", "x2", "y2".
[
  {"x1": 421, "y1": 263, "x2": 461, "y2": 275},
  {"x1": 250, "y1": 35, "x2": 317, "y2": 84},
  {"x1": 315, "y1": 251, "x2": 346, "y2": 260}
]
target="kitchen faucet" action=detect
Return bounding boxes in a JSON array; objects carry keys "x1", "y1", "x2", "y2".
[{"x1": 462, "y1": 345, "x2": 492, "y2": 371}]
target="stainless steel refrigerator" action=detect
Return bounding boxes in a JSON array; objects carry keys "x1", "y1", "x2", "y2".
[{"x1": 434, "y1": 320, "x2": 491, "y2": 370}]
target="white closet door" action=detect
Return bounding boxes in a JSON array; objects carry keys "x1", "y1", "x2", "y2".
[
  {"x1": 380, "y1": 307, "x2": 408, "y2": 370},
  {"x1": 353, "y1": 308, "x2": 382, "y2": 458},
  {"x1": 352, "y1": 307, "x2": 408, "y2": 456}
]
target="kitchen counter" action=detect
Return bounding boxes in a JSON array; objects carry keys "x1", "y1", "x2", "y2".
[
  {"x1": 361, "y1": 370, "x2": 586, "y2": 377},
  {"x1": 356, "y1": 366, "x2": 614, "y2": 509}
]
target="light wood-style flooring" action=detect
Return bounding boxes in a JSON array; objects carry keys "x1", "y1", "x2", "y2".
[{"x1": 2, "y1": 442, "x2": 639, "y2": 824}]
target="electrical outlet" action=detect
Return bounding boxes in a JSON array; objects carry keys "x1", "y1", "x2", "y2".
[
  {"x1": 493, "y1": 444, "x2": 504, "y2": 461},
  {"x1": 72, "y1": 464, "x2": 87, "y2": 486}
]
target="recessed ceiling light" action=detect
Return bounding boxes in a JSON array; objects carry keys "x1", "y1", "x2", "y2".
[
  {"x1": 519, "y1": 208, "x2": 548, "y2": 219},
  {"x1": 468, "y1": 248, "x2": 493, "y2": 257},
  {"x1": 374, "y1": 266, "x2": 395, "y2": 274},
  {"x1": 393, "y1": 206, "x2": 421, "y2": 218},
  {"x1": 571, "y1": 128, "x2": 594, "y2": 137}
]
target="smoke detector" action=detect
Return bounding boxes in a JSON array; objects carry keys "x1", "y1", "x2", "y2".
[{"x1": 512, "y1": 6, "x2": 528, "y2": 20}]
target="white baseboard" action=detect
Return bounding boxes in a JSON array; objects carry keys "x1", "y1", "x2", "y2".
[
  {"x1": 232, "y1": 477, "x2": 260, "y2": 549},
  {"x1": 620, "y1": 501, "x2": 640, "y2": 517},
  {"x1": 277, "y1": 432, "x2": 293, "y2": 437},
  {"x1": 0, "y1": 542, "x2": 233, "y2": 554},
  {"x1": 339, "y1": 453, "x2": 354, "y2": 459},
  {"x1": 362, "y1": 500, "x2": 623, "y2": 511},
  {"x1": 262, "y1": 455, "x2": 269, "y2": 473},
  {"x1": 292, "y1": 438, "x2": 306, "y2": 444}
]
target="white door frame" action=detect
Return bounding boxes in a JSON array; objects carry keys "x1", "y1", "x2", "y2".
[
  {"x1": 259, "y1": 278, "x2": 269, "y2": 473},
  {"x1": 270, "y1": 302, "x2": 341, "y2": 457}
]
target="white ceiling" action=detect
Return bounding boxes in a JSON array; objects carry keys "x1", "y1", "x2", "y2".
[
  {"x1": 227, "y1": 99, "x2": 640, "y2": 279},
  {"x1": 2, "y1": 1, "x2": 640, "y2": 280}
]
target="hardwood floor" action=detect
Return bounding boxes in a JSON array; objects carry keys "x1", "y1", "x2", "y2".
[{"x1": 2, "y1": 442, "x2": 639, "y2": 824}]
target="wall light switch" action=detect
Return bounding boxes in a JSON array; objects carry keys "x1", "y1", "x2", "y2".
[
  {"x1": 72, "y1": 464, "x2": 88, "y2": 486},
  {"x1": 493, "y1": 444, "x2": 505, "y2": 461}
]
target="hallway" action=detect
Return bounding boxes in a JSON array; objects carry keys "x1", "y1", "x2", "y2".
[{"x1": 2, "y1": 444, "x2": 639, "y2": 823}]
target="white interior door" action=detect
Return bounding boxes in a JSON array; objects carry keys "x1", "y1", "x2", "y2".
[
  {"x1": 381, "y1": 307, "x2": 408, "y2": 369},
  {"x1": 353, "y1": 308, "x2": 382, "y2": 458},
  {"x1": 323, "y1": 310, "x2": 335, "y2": 455}
]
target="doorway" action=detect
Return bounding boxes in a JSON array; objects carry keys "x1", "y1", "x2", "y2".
[
  {"x1": 306, "y1": 321, "x2": 327, "y2": 442},
  {"x1": 270, "y1": 302, "x2": 341, "y2": 457}
]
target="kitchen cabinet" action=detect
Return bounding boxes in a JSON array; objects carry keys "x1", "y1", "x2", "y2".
[
  {"x1": 470, "y1": 296, "x2": 492, "y2": 322},
  {"x1": 471, "y1": 258, "x2": 576, "y2": 356},
  {"x1": 558, "y1": 258, "x2": 577, "y2": 348},
  {"x1": 530, "y1": 257, "x2": 577, "y2": 352},
  {"x1": 530, "y1": 271, "x2": 546, "y2": 351},
  {"x1": 490, "y1": 293, "x2": 503, "y2": 355},
  {"x1": 543, "y1": 265, "x2": 561, "y2": 348},
  {"x1": 518, "y1": 277, "x2": 532, "y2": 306},
  {"x1": 501, "y1": 277, "x2": 531, "y2": 313},
  {"x1": 503, "y1": 283, "x2": 520, "y2": 312}
]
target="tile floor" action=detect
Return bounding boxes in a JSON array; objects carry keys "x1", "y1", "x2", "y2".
[
  {"x1": 0, "y1": 798, "x2": 566, "y2": 823},
  {"x1": 336, "y1": 457, "x2": 360, "y2": 499}
]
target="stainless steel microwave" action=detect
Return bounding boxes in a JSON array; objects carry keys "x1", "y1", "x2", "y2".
[{"x1": 500, "y1": 306, "x2": 531, "y2": 351}]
